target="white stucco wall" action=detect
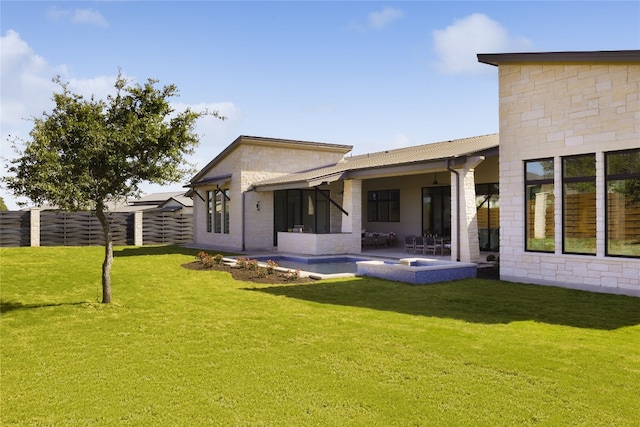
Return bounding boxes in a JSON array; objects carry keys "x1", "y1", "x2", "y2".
[{"x1": 498, "y1": 62, "x2": 640, "y2": 295}]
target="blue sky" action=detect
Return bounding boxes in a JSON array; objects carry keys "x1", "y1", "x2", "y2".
[{"x1": 1, "y1": 1, "x2": 639, "y2": 209}]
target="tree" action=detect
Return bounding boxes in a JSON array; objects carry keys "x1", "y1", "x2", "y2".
[
  {"x1": 4, "y1": 73, "x2": 223, "y2": 303},
  {"x1": 0, "y1": 196, "x2": 7, "y2": 211}
]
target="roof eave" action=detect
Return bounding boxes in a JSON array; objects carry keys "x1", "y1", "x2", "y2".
[{"x1": 478, "y1": 50, "x2": 640, "y2": 66}]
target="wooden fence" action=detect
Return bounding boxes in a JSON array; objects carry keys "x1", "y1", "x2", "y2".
[{"x1": 0, "y1": 210, "x2": 192, "y2": 247}]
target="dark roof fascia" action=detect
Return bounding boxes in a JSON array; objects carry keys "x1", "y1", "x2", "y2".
[
  {"x1": 478, "y1": 50, "x2": 640, "y2": 66},
  {"x1": 252, "y1": 171, "x2": 347, "y2": 192},
  {"x1": 185, "y1": 173, "x2": 233, "y2": 189},
  {"x1": 189, "y1": 135, "x2": 353, "y2": 184}
]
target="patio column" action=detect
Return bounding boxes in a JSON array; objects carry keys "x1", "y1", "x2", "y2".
[
  {"x1": 450, "y1": 156, "x2": 484, "y2": 263},
  {"x1": 341, "y1": 179, "x2": 362, "y2": 253}
]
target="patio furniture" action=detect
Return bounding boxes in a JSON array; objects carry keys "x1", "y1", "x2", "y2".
[
  {"x1": 404, "y1": 235, "x2": 415, "y2": 253},
  {"x1": 362, "y1": 233, "x2": 377, "y2": 248},
  {"x1": 435, "y1": 236, "x2": 451, "y2": 254},
  {"x1": 414, "y1": 235, "x2": 426, "y2": 254},
  {"x1": 424, "y1": 236, "x2": 437, "y2": 255}
]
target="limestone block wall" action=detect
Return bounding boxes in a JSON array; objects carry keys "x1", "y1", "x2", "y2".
[
  {"x1": 277, "y1": 232, "x2": 360, "y2": 255},
  {"x1": 498, "y1": 62, "x2": 640, "y2": 296},
  {"x1": 193, "y1": 138, "x2": 352, "y2": 252}
]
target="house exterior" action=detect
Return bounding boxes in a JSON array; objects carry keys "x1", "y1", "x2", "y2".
[
  {"x1": 188, "y1": 50, "x2": 638, "y2": 296},
  {"x1": 478, "y1": 50, "x2": 639, "y2": 295},
  {"x1": 187, "y1": 134, "x2": 499, "y2": 263}
]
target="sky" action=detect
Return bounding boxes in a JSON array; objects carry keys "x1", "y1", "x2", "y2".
[{"x1": 1, "y1": 1, "x2": 639, "y2": 210}]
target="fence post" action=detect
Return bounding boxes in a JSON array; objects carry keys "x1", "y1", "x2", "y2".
[
  {"x1": 134, "y1": 210, "x2": 143, "y2": 246},
  {"x1": 30, "y1": 208, "x2": 41, "y2": 247}
]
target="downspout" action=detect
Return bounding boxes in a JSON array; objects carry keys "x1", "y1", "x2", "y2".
[
  {"x1": 242, "y1": 191, "x2": 246, "y2": 252},
  {"x1": 447, "y1": 159, "x2": 461, "y2": 262}
]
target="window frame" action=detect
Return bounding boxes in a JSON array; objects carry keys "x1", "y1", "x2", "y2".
[
  {"x1": 367, "y1": 189, "x2": 400, "y2": 222},
  {"x1": 208, "y1": 188, "x2": 230, "y2": 234},
  {"x1": 524, "y1": 158, "x2": 555, "y2": 253},
  {"x1": 561, "y1": 154, "x2": 597, "y2": 255},
  {"x1": 605, "y1": 148, "x2": 640, "y2": 258}
]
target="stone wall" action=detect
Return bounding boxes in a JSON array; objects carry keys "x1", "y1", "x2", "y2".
[{"x1": 498, "y1": 62, "x2": 640, "y2": 295}]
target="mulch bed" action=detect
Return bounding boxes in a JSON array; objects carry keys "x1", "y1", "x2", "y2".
[{"x1": 181, "y1": 260, "x2": 314, "y2": 284}]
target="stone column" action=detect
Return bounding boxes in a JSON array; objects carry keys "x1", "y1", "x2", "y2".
[
  {"x1": 134, "y1": 210, "x2": 143, "y2": 246},
  {"x1": 534, "y1": 192, "x2": 549, "y2": 239},
  {"x1": 450, "y1": 156, "x2": 484, "y2": 263},
  {"x1": 30, "y1": 208, "x2": 40, "y2": 247}
]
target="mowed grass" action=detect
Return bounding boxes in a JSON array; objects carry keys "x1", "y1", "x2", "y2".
[{"x1": 1, "y1": 246, "x2": 639, "y2": 426}]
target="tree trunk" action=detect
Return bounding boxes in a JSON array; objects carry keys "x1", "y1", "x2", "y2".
[{"x1": 95, "y1": 206, "x2": 113, "y2": 304}]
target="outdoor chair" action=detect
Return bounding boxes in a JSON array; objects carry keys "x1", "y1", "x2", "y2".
[
  {"x1": 424, "y1": 236, "x2": 437, "y2": 255},
  {"x1": 404, "y1": 235, "x2": 415, "y2": 253},
  {"x1": 375, "y1": 233, "x2": 389, "y2": 248},
  {"x1": 362, "y1": 233, "x2": 377, "y2": 249},
  {"x1": 414, "y1": 235, "x2": 426, "y2": 254}
]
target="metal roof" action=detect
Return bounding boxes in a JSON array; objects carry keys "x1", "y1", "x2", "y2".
[{"x1": 252, "y1": 133, "x2": 499, "y2": 190}]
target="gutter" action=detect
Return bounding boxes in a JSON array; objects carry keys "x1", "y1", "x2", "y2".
[{"x1": 447, "y1": 159, "x2": 461, "y2": 262}]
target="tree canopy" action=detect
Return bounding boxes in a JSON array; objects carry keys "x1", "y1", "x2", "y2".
[{"x1": 4, "y1": 73, "x2": 223, "y2": 302}]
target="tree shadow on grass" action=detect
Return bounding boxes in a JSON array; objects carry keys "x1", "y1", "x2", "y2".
[
  {"x1": 114, "y1": 245, "x2": 205, "y2": 258},
  {"x1": 247, "y1": 278, "x2": 640, "y2": 330},
  {"x1": 0, "y1": 300, "x2": 87, "y2": 315}
]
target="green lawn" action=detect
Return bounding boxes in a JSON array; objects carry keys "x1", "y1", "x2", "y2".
[{"x1": 1, "y1": 246, "x2": 639, "y2": 426}]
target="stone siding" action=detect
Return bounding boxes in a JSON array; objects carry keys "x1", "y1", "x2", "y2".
[{"x1": 498, "y1": 62, "x2": 640, "y2": 295}]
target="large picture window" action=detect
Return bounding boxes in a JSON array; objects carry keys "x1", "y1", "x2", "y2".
[
  {"x1": 562, "y1": 154, "x2": 596, "y2": 255},
  {"x1": 606, "y1": 149, "x2": 640, "y2": 257},
  {"x1": 367, "y1": 190, "x2": 400, "y2": 222},
  {"x1": 525, "y1": 159, "x2": 555, "y2": 252}
]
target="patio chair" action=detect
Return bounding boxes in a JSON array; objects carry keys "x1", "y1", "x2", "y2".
[
  {"x1": 375, "y1": 233, "x2": 389, "y2": 248},
  {"x1": 424, "y1": 236, "x2": 437, "y2": 255},
  {"x1": 404, "y1": 235, "x2": 415, "y2": 253},
  {"x1": 414, "y1": 235, "x2": 426, "y2": 254},
  {"x1": 362, "y1": 233, "x2": 377, "y2": 249}
]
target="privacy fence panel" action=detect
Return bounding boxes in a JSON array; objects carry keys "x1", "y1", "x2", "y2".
[
  {"x1": 143, "y1": 212, "x2": 193, "y2": 245},
  {"x1": 0, "y1": 210, "x2": 191, "y2": 247},
  {"x1": 39, "y1": 211, "x2": 134, "y2": 246},
  {"x1": 0, "y1": 211, "x2": 31, "y2": 247}
]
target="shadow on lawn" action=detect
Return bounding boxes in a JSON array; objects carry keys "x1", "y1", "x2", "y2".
[
  {"x1": 248, "y1": 279, "x2": 640, "y2": 330},
  {"x1": 114, "y1": 245, "x2": 202, "y2": 258},
  {"x1": 0, "y1": 300, "x2": 87, "y2": 315}
]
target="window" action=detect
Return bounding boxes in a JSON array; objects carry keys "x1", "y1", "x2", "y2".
[
  {"x1": 367, "y1": 190, "x2": 400, "y2": 222},
  {"x1": 476, "y1": 183, "x2": 500, "y2": 252},
  {"x1": 273, "y1": 189, "x2": 330, "y2": 237},
  {"x1": 525, "y1": 159, "x2": 555, "y2": 252},
  {"x1": 208, "y1": 189, "x2": 230, "y2": 234},
  {"x1": 562, "y1": 154, "x2": 596, "y2": 255},
  {"x1": 206, "y1": 190, "x2": 213, "y2": 233},
  {"x1": 606, "y1": 149, "x2": 640, "y2": 257},
  {"x1": 422, "y1": 187, "x2": 451, "y2": 237}
]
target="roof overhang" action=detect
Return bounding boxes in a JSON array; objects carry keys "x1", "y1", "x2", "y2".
[
  {"x1": 185, "y1": 174, "x2": 232, "y2": 189},
  {"x1": 478, "y1": 50, "x2": 640, "y2": 66},
  {"x1": 253, "y1": 172, "x2": 346, "y2": 192}
]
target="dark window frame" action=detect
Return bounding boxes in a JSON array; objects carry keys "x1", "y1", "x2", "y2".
[
  {"x1": 367, "y1": 189, "x2": 400, "y2": 222},
  {"x1": 605, "y1": 148, "x2": 640, "y2": 258},
  {"x1": 524, "y1": 158, "x2": 555, "y2": 253},
  {"x1": 561, "y1": 154, "x2": 597, "y2": 255}
]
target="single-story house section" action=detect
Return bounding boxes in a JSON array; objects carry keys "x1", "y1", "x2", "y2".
[
  {"x1": 187, "y1": 134, "x2": 499, "y2": 263},
  {"x1": 478, "y1": 50, "x2": 639, "y2": 295}
]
